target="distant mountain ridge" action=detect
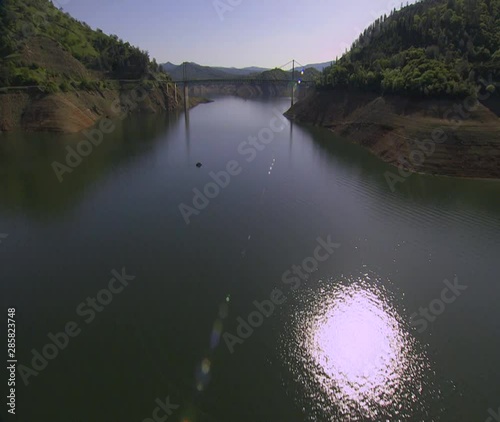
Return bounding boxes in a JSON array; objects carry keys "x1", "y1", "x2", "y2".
[
  {"x1": 161, "y1": 62, "x2": 269, "y2": 80},
  {"x1": 161, "y1": 61, "x2": 332, "y2": 81}
]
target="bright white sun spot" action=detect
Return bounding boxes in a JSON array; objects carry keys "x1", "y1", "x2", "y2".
[{"x1": 306, "y1": 285, "x2": 407, "y2": 417}]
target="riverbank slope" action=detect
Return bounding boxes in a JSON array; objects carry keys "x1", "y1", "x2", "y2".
[
  {"x1": 0, "y1": 0, "x2": 190, "y2": 133},
  {"x1": 0, "y1": 82, "x2": 201, "y2": 133},
  {"x1": 285, "y1": 89, "x2": 500, "y2": 179}
]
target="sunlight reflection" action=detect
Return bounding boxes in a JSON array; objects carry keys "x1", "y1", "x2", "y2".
[
  {"x1": 309, "y1": 285, "x2": 406, "y2": 418},
  {"x1": 281, "y1": 275, "x2": 436, "y2": 421}
]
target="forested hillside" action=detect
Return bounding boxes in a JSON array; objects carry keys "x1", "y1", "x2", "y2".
[
  {"x1": 0, "y1": 0, "x2": 169, "y2": 91},
  {"x1": 255, "y1": 67, "x2": 320, "y2": 82},
  {"x1": 321, "y1": 0, "x2": 499, "y2": 97}
]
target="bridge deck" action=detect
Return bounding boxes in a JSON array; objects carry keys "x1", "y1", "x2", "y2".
[{"x1": 173, "y1": 79, "x2": 315, "y2": 85}]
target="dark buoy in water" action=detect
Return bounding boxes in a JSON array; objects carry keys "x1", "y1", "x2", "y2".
[{"x1": 196, "y1": 162, "x2": 202, "y2": 168}]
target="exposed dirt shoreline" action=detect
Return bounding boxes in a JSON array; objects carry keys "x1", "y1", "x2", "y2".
[
  {"x1": 187, "y1": 83, "x2": 312, "y2": 100},
  {"x1": 0, "y1": 83, "x2": 204, "y2": 134},
  {"x1": 285, "y1": 88, "x2": 500, "y2": 179}
]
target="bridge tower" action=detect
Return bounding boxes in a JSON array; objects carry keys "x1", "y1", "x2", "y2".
[
  {"x1": 291, "y1": 59, "x2": 295, "y2": 107},
  {"x1": 183, "y1": 62, "x2": 189, "y2": 110}
]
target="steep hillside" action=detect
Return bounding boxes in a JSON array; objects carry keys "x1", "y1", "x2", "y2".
[
  {"x1": 321, "y1": 0, "x2": 499, "y2": 98},
  {"x1": 288, "y1": 0, "x2": 500, "y2": 179},
  {"x1": 0, "y1": 0, "x2": 188, "y2": 132},
  {"x1": 0, "y1": 0, "x2": 171, "y2": 88}
]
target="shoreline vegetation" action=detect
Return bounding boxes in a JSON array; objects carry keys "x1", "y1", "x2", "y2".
[
  {"x1": 0, "y1": 0, "x2": 214, "y2": 133},
  {"x1": 286, "y1": 0, "x2": 500, "y2": 179}
]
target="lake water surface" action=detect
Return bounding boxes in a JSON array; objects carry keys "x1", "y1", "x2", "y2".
[{"x1": 1, "y1": 96, "x2": 500, "y2": 422}]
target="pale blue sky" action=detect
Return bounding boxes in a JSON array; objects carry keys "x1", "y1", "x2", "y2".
[{"x1": 52, "y1": 0, "x2": 415, "y2": 68}]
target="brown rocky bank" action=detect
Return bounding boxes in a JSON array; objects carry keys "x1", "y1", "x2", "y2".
[
  {"x1": 187, "y1": 83, "x2": 312, "y2": 100},
  {"x1": 0, "y1": 83, "x2": 199, "y2": 133},
  {"x1": 285, "y1": 88, "x2": 500, "y2": 179},
  {"x1": 188, "y1": 83, "x2": 289, "y2": 98}
]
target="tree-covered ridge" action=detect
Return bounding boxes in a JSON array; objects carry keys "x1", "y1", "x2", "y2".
[
  {"x1": 0, "y1": 0, "x2": 169, "y2": 89},
  {"x1": 256, "y1": 68, "x2": 290, "y2": 80},
  {"x1": 321, "y1": 0, "x2": 500, "y2": 97},
  {"x1": 255, "y1": 67, "x2": 320, "y2": 82}
]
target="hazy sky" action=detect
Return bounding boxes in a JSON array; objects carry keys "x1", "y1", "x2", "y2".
[{"x1": 52, "y1": 0, "x2": 415, "y2": 68}]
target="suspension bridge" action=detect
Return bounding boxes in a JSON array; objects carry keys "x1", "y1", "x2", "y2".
[{"x1": 173, "y1": 60, "x2": 315, "y2": 109}]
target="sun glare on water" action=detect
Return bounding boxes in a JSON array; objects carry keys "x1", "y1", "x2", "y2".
[
  {"x1": 280, "y1": 275, "x2": 437, "y2": 421},
  {"x1": 310, "y1": 288, "x2": 406, "y2": 417}
]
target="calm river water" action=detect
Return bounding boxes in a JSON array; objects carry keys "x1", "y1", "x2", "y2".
[{"x1": 1, "y1": 96, "x2": 500, "y2": 422}]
